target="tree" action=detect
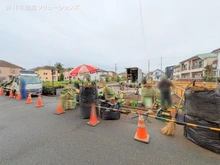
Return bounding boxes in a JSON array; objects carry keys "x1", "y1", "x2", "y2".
[
  {"x1": 54, "y1": 62, "x2": 64, "y2": 73},
  {"x1": 105, "y1": 75, "x2": 110, "y2": 82},
  {"x1": 59, "y1": 73, "x2": 64, "y2": 81},
  {"x1": 203, "y1": 65, "x2": 214, "y2": 82},
  {"x1": 116, "y1": 76, "x2": 121, "y2": 82},
  {"x1": 121, "y1": 74, "x2": 126, "y2": 81},
  {"x1": 86, "y1": 75, "x2": 91, "y2": 82},
  {"x1": 204, "y1": 65, "x2": 213, "y2": 76}
]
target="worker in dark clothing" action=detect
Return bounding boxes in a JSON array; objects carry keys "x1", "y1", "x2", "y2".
[
  {"x1": 157, "y1": 74, "x2": 174, "y2": 110},
  {"x1": 20, "y1": 77, "x2": 27, "y2": 99}
]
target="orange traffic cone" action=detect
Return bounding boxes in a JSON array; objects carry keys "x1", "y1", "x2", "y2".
[
  {"x1": 26, "y1": 93, "x2": 33, "y2": 104},
  {"x1": 16, "y1": 91, "x2": 21, "y2": 100},
  {"x1": 0, "y1": 88, "x2": 4, "y2": 95},
  {"x1": 9, "y1": 90, "x2": 14, "y2": 98},
  {"x1": 55, "y1": 99, "x2": 65, "y2": 115},
  {"x1": 87, "y1": 103, "x2": 100, "y2": 126},
  {"x1": 134, "y1": 110, "x2": 150, "y2": 143},
  {"x1": 35, "y1": 94, "x2": 44, "y2": 107}
]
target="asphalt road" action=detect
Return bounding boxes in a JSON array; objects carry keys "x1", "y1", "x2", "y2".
[{"x1": 0, "y1": 95, "x2": 219, "y2": 165}]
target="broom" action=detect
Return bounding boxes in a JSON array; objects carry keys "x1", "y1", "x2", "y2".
[{"x1": 160, "y1": 80, "x2": 195, "y2": 136}]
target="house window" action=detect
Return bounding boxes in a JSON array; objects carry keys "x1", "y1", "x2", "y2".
[
  {"x1": 193, "y1": 62, "x2": 198, "y2": 69},
  {"x1": 46, "y1": 77, "x2": 48, "y2": 79},
  {"x1": 11, "y1": 68, "x2": 15, "y2": 73},
  {"x1": 213, "y1": 70, "x2": 217, "y2": 77},
  {"x1": 198, "y1": 61, "x2": 203, "y2": 68}
]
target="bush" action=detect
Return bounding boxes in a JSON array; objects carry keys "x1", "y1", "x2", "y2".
[
  {"x1": 105, "y1": 75, "x2": 110, "y2": 82},
  {"x1": 116, "y1": 76, "x2": 121, "y2": 82},
  {"x1": 59, "y1": 73, "x2": 64, "y2": 81},
  {"x1": 42, "y1": 81, "x2": 64, "y2": 95}
]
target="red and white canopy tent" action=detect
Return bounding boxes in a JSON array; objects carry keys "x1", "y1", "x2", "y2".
[{"x1": 69, "y1": 64, "x2": 99, "y2": 77}]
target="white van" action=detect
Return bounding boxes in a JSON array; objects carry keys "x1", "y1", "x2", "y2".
[{"x1": 4, "y1": 70, "x2": 42, "y2": 96}]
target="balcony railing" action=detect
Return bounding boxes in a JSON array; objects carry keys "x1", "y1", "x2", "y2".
[{"x1": 192, "y1": 65, "x2": 203, "y2": 69}]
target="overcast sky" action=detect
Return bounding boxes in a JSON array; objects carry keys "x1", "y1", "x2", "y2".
[{"x1": 0, "y1": 0, "x2": 220, "y2": 73}]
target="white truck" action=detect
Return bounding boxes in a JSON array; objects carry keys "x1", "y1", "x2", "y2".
[
  {"x1": 3, "y1": 70, "x2": 42, "y2": 96},
  {"x1": 126, "y1": 67, "x2": 143, "y2": 84}
]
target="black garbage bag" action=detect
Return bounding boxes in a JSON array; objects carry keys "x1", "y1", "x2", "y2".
[
  {"x1": 184, "y1": 89, "x2": 220, "y2": 124},
  {"x1": 79, "y1": 86, "x2": 98, "y2": 104},
  {"x1": 79, "y1": 102, "x2": 99, "y2": 119},
  {"x1": 100, "y1": 100, "x2": 121, "y2": 120},
  {"x1": 184, "y1": 115, "x2": 220, "y2": 154}
]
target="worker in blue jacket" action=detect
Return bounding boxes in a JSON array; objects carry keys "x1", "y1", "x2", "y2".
[{"x1": 20, "y1": 77, "x2": 27, "y2": 99}]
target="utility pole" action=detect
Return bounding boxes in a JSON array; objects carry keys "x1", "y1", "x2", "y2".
[
  {"x1": 115, "y1": 63, "x2": 117, "y2": 74},
  {"x1": 148, "y1": 59, "x2": 150, "y2": 80}
]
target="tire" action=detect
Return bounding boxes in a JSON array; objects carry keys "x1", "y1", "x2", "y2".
[{"x1": 4, "y1": 91, "x2": 9, "y2": 96}]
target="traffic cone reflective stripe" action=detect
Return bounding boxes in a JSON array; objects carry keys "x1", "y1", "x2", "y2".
[
  {"x1": 134, "y1": 110, "x2": 150, "y2": 143},
  {"x1": 87, "y1": 103, "x2": 100, "y2": 126},
  {"x1": 35, "y1": 94, "x2": 44, "y2": 107},
  {"x1": 26, "y1": 93, "x2": 33, "y2": 104},
  {"x1": 16, "y1": 91, "x2": 21, "y2": 100},
  {"x1": 55, "y1": 99, "x2": 65, "y2": 115}
]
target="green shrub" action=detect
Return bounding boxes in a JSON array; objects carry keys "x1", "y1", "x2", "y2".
[{"x1": 116, "y1": 76, "x2": 121, "y2": 82}]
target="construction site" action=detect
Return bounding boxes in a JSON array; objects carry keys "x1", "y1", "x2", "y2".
[{"x1": 0, "y1": 78, "x2": 220, "y2": 161}]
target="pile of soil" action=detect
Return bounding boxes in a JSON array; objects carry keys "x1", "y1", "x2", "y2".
[{"x1": 142, "y1": 84, "x2": 152, "y2": 88}]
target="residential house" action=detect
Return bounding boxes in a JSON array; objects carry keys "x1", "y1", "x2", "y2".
[
  {"x1": 152, "y1": 69, "x2": 164, "y2": 81},
  {"x1": 146, "y1": 72, "x2": 153, "y2": 81},
  {"x1": 63, "y1": 67, "x2": 73, "y2": 81},
  {"x1": 0, "y1": 60, "x2": 23, "y2": 81},
  {"x1": 165, "y1": 65, "x2": 175, "y2": 79},
  {"x1": 173, "y1": 65, "x2": 181, "y2": 80},
  {"x1": 118, "y1": 71, "x2": 126, "y2": 80},
  {"x1": 31, "y1": 66, "x2": 58, "y2": 81},
  {"x1": 73, "y1": 69, "x2": 109, "y2": 81},
  {"x1": 107, "y1": 71, "x2": 117, "y2": 80},
  {"x1": 211, "y1": 48, "x2": 220, "y2": 77},
  {"x1": 177, "y1": 53, "x2": 217, "y2": 79}
]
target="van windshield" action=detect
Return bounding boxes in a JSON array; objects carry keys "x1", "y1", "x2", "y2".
[{"x1": 22, "y1": 76, "x2": 41, "y2": 84}]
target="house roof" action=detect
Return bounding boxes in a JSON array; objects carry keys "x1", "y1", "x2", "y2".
[
  {"x1": 211, "y1": 48, "x2": 220, "y2": 54},
  {"x1": 197, "y1": 53, "x2": 217, "y2": 59},
  {"x1": 31, "y1": 66, "x2": 57, "y2": 71},
  {"x1": 152, "y1": 69, "x2": 164, "y2": 73},
  {"x1": 173, "y1": 64, "x2": 180, "y2": 68},
  {"x1": 165, "y1": 65, "x2": 176, "y2": 69},
  {"x1": 65, "y1": 67, "x2": 74, "y2": 72},
  {"x1": 108, "y1": 71, "x2": 117, "y2": 74},
  {"x1": 98, "y1": 69, "x2": 108, "y2": 72},
  {"x1": 180, "y1": 53, "x2": 217, "y2": 63},
  {"x1": 0, "y1": 60, "x2": 23, "y2": 69},
  {"x1": 118, "y1": 71, "x2": 126, "y2": 75}
]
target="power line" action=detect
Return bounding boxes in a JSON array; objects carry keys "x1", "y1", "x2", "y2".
[{"x1": 139, "y1": 0, "x2": 147, "y2": 56}]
